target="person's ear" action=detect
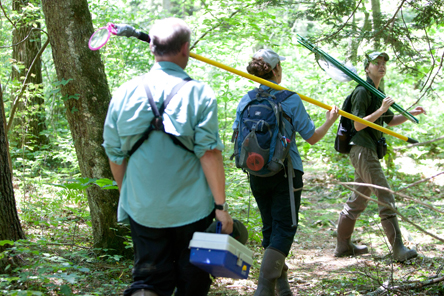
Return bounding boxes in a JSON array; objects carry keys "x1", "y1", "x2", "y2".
[{"x1": 181, "y1": 42, "x2": 190, "y2": 56}]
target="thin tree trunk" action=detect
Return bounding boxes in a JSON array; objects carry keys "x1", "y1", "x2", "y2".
[
  {"x1": 163, "y1": 0, "x2": 171, "y2": 12},
  {"x1": 0, "y1": 83, "x2": 26, "y2": 268},
  {"x1": 0, "y1": 84, "x2": 13, "y2": 178},
  {"x1": 348, "y1": 10, "x2": 370, "y2": 65},
  {"x1": 371, "y1": 0, "x2": 382, "y2": 50},
  {"x1": 11, "y1": 0, "x2": 47, "y2": 150},
  {"x1": 41, "y1": 0, "x2": 130, "y2": 255},
  {"x1": 347, "y1": 0, "x2": 359, "y2": 64},
  {"x1": 371, "y1": 0, "x2": 384, "y2": 90}
]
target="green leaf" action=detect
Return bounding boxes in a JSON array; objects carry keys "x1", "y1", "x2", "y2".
[
  {"x1": 0, "y1": 240, "x2": 14, "y2": 247},
  {"x1": 60, "y1": 284, "x2": 73, "y2": 295}
]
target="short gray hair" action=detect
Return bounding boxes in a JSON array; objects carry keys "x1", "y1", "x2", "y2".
[{"x1": 149, "y1": 18, "x2": 191, "y2": 56}]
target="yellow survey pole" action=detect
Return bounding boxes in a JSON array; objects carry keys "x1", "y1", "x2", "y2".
[{"x1": 190, "y1": 52, "x2": 418, "y2": 144}]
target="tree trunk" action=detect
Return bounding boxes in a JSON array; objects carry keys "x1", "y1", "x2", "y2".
[
  {"x1": 0, "y1": 83, "x2": 26, "y2": 266},
  {"x1": 347, "y1": 0, "x2": 359, "y2": 65},
  {"x1": 163, "y1": 0, "x2": 171, "y2": 12},
  {"x1": 371, "y1": 0, "x2": 382, "y2": 50},
  {"x1": 371, "y1": 0, "x2": 384, "y2": 90},
  {"x1": 41, "y1": 0, "x2": 130, "y2": 255},
  {"x1": 348, "y1": 10, "x2": 371, "y2": 65},
  {"x1": 11, "y1": 0, "x2": 47, "y2": 150},
  {"x1": 0, "y1": 84, "x2": 13, "y2": 178}
]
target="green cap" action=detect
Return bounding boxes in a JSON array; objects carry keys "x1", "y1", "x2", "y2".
[{"x1": 364, "y1": 52, "x2": 390, "y2": 70}]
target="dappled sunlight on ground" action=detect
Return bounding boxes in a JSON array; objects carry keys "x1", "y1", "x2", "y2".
[{"x1": 395, "y1": 155, "x2": 444, "y2": 186}]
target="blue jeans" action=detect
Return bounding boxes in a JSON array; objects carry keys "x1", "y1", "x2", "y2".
[
  {"x1": 124, "y1": 214, "x2": 214, "y2": 296},
  {"x1": 250, "y1": 169, "x2": 303, "y2": 256}
]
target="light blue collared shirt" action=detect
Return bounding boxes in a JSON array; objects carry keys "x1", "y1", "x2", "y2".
[
  {"x1": 233, "y1": 83, "x2": 315, "y2": 173},
  {"x1": 103, "y1": 61, "x2": 224, "y2": 228}
]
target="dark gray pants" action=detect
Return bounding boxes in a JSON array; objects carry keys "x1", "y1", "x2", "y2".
[
  {"x1": 341, "y1": 145, "x2": 397, "y2": 220},
  {"x1": 250, "y1": 169, "x2": 303, "y2": 256}
]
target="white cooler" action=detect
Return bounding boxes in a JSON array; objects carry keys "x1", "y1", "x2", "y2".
[{"x1": 189, "y1": 232, "x2": 253, "y2": 279}]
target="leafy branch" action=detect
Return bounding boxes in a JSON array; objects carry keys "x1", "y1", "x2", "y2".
[
  {"x1": 0, "y1": 0, "x2": 17, "y2": 30},
  {"x1": 316, "y1": 0, "x2": 363, "y2": 43},
  {"x1": 190, "y1": 1, "x2": 255, "y2": 50}
]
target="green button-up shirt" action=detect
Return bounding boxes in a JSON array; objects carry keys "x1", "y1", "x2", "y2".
[{"x1": 350, "y1": 77, "x2": 394, "y2": 152}]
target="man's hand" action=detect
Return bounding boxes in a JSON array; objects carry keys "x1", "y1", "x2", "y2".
[
  {"x1": 409, "y1": 106, "x2": 427, "y2": 116},
  {"x1": 109, "y1": 159, "x2": 127, "y2": 192},
  {"x1": 215, "y1": 209, "x2": 233, "y2": 234}
]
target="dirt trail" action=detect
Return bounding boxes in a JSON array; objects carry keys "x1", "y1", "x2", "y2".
[{"x1": 211, "y1": 167, "x2": 444, "y2": 295}]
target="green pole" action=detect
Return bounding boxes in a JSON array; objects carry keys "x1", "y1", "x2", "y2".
[{"x1": 190, "y1": 52, "x2": 418, "y2": 144}]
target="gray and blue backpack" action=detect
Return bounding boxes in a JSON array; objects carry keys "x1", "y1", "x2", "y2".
[{"x1": 232, "y1": 87, "x2": 295, "y2": 177}]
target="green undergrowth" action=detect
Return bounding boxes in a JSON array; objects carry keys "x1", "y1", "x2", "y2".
[{"x1": 2, "y1": 153, "x2": 443, "y2": 295}]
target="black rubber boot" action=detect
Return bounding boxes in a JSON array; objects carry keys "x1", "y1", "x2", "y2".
[
  {"x1": 276, "y1": 263, "x2": 293, "y2": 296},
  {"x1": 381, "y1": 216, "x2": 417, "y2": 262},
  {"x1": 254, "y1": 248, "x2": 286, "y2": 296},
  {"x1": 334, "y1": 213, "x2": 369, "y2": 257}
]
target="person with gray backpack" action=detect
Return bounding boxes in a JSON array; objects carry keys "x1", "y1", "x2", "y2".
[{"x1": 232, "y1": 48, "x2": 339, "y2": 296}]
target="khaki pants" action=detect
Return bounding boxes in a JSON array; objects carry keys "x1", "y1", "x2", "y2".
[{"x1": 341, "y1": 145, "x2": 397, "y2": 220}]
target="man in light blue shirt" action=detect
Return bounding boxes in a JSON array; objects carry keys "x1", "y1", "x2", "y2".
[{"x1": 103, "y1": 18, "x2": 233, "y2": 296}]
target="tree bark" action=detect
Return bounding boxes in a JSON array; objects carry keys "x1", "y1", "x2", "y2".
[
  {"x1": 371, "y1": 0, "x2": 382, "y2": 50},
  {"x1": 0, "y1": 84, "x2": 13, "y2": 178},
  {"x1": 11, "y1": 0, "x2": 47, "y2": 149},
  {"x1": 347, "y1": 0, "x2": 359, "y2": 64},
  {"x1": 41, "y1": 0, "x2": 130, "y2": 255},
  {"x1": 370, "y1": 0, "x2": 385, "y2": 90},
  {"x1": 0, "y1": 83, "x2": 26, "y2": 264}
]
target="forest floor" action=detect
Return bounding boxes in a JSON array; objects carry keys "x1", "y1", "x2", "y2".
[
  {"x1": 209, "y1": 162, "x2": 444, "y2": 296},
  {"x1": 2, "y1": 158, "x2": 444, "y2": 295}
]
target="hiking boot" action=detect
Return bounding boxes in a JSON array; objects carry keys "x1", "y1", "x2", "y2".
[
  {"x1": 132, "y1": 289, "x2": 158, "y2": 296},
  {"x1": 276, "y1": 263, "x2": 293, "y2": 296},
  {"x1": 381, "y1": 216, "x2": 417, "y2": 262},
  {"x1": 334, "y1": 213, "x2": 369, "y2": 257},
  {"x1": 255, "y1": 248, "x2": 286, "y2": 296}
]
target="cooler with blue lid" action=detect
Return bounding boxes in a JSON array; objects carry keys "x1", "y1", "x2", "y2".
[{"x1": 189, "y1": 232, "x2": 253, "y2": 279}]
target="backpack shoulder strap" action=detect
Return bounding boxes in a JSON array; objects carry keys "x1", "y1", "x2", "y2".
[
  {"x1": 274, "y1": 90, "x2": 295, "y2": 103},
  {"x1": 272, "y1": 90, "x2": 295, "y2": 125},
  {"x1": 247, "y1": 88, "x2": 259, "y2": 100},
  {"x1": 248, "y1": 86, "x2": 276, "y2": 100},
  {"x1": 128, "y1": 76, "x2": 193, "y2": 157},
  {"x1": 159, "y1": 77, "x2": 193, "y2": 114}
]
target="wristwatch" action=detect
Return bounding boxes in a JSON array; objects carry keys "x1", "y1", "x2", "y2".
[{"x1": 214, "y1": 202, "x2": 229, "y2": 211}]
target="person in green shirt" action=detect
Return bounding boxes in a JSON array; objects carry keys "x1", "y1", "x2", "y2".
[{"x1": 334, "y1": 52, "x2": 426, "y2": 262}]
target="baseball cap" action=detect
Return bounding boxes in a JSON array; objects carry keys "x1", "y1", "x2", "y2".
[
  {"x1": 205, "y1": 219, "x2": 249, "y2": 245},
  {"x1": 364, "y1": 51, "x2": 390, "y2": 69},
  {"x1": 253, "y1": 48, "x2": 286, "y2": 69}
]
